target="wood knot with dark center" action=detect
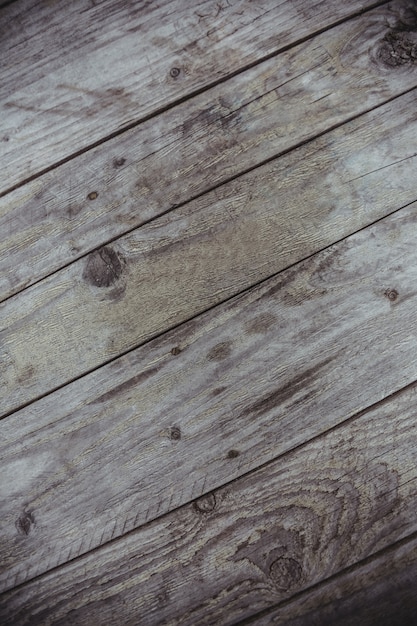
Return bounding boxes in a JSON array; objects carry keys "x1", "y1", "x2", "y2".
[
  {"x1": 170, "y1": 426, "x2": 181, "y2": 441},
  {"x1": 377, "y1": 31, "x2": 417, "y2": 67},
  {"x1": 16, "y1": 511, "x2": 35, "y2": 536},
  {"x1": 193, "y1": 493, "x2": 216, "y2": 514},
  {"x1": 83, "y1": 246, "x2": 124, "y2": 288},
  {"x1": 269, "y1": 557, "x2": 303, "y2": 591},
  {"x1": 385, "y1": 288, "x2": 398, "y2": 301}
]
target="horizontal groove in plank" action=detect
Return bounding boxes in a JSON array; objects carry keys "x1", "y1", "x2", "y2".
[
  {"x1": 0, "y1": 0, "x2": 387, "y2": 195},
  {"x1": 1, "y1": 90, "x2": 416, "y2": 419},
  {"x1": 2, "y1": 200, "x2": 417, "y2": 591},
  {"x1": 2, "y1": 1, "x2": 417, "y2": 302},
  {"x1": 250, "y1": 535, "x2": 417, "y2": 625},
  {"x1": 2, "y1": 368, "x2": 417, "y2": 623}
]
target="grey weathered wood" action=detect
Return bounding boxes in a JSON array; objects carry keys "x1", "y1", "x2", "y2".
[
  {"x1": 2, "y1": 201, "x2": 417, "y2": 591},
  {"x1": 2, "y1": 374, "x2": 417, "y2": 624},
  {"x1": 0, "y1": 0, "x2": 385, "y2": 195},
  {"x1": 252, "y1": 536, "x2": 417, "y2": 625},
  {"x1": 1, "y1": 90, "x2": 417, "y2": 419},
  {"x1": 2, "y1": 1, "x2": 417, "y2": 302}
]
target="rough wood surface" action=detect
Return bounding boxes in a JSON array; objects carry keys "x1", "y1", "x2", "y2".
[
  {"x1": 2, "y1": 201, "x2": 417, "y2": 592},
  {"x1": 2, "y1": 1, "x2": 417, "y2": 302},
  {"x1": 1, "y1": 90, "x2": 416, "y2": 419},
  {"x1": 0, "y1": 0, "x2": 384, "y2": 195},
  {"x1": 2, "y1": 374, "x2": 417, "y2": 624},
  {"x1": 251, "y1": 535, "x2": 417, "y2": 625}
]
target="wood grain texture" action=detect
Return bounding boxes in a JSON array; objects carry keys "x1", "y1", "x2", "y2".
[
  {"x1": 250, "y1": 535, "x2": 417, "y2": 625},
  {"x1": 0, "y1": 0, "x2": 385, "y2": 195},
  {"x1": 2, "y1": 373, "x2": 417, "y2": 624},
  {"x1": 2, "y1": 1, "x2": 417, "y2": 302},
  {"x1": 2, "y1": 201, "x2": 417, "y2": 591},
  {"x1": 1, "y1": 90, "x2": 417, "y2": 419}
]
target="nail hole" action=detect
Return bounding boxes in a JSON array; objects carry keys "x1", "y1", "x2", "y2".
[
  {"x1": 88, "y1": 191, "x2": 98, "y2": 200},
  {"x1": 170, "y1": 67, "x2": 181, "y2": 78},
  {"x1": 227, "y1": 449, "x2": 240, "y2": 459}
]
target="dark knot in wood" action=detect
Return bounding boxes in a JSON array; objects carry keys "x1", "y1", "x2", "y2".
[
  {"x1": 16, "y1": 511, "x2": 35, "y2": 536},
  {"x1": 385, "y1": 288, "x2": 398, "y2": 301},
  {"x1": 170, "y1": 426, "x2": 181, "y2": 441},
  {"x1": 377, "y1": 32, "x2": 417, "y2": 67},
  {"x1": 193, "y1": 493, "x2": 216, "y2": 514},
  {"x1": 83, "y1": 246, "x2": 124, "y2": 288},
  {"x1": 269, "y1": 557, "x2": 303, "y2": 591},
  {"x1": 113, "y1": 157, "x2": 126, "y2": 168}
]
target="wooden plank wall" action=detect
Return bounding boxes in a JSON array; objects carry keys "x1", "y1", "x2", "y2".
[{"x1": 1, "y1": 0, "x2": 417, "y2": 623}]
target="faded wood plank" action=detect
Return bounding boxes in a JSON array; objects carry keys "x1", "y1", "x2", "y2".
[
  {"x1": 0, "y1": 0, "x2": 384, "y2": 195},
  {"x1": 2, "y1": 201, "x2": 417, "y2": 591},
  {"x1": 2, "y1": 374, "x2": 417, "y2": 623},
  {"x1": 2, "y1": 1, "x2": 417, "y2": 302},
  {"x1": 251, "y1": 535, "x2": 417, "y2": 625},
  {"x1": 1, "y1": 91, "x2": 416, "y2": 419}
]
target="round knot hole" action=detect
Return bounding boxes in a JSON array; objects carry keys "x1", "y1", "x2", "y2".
[
  {"x1": 170, "y1": 426, "x2": 181, "y2": 441},
  {"x1": 269, "y1": 557, "x2": 303, "y2": 591},
  {"x1": 193, "y1": 493, "x2": 216, "y2": 514},
  {"x1": 385, "y1": 288, "x2": 398, "y2": 301}
]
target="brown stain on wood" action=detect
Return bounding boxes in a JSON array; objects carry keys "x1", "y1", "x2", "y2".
[
  {"x1": 17, "y1": 365, "x2": 34, "y2": 384},
  {"x1": 92, "y1": 366, "x2": 160, "y2": 404},
  {"x1": 245, "y1": 312, "x2": 277, "y2": 334},
  {"x1": 83, "y1": 246, "x2": 124, "y2": 289},
  {"x1": 246, "y1": 356, "x2": 334, "y2": 417},
  {"x1": 207, "y1": 341, "x2": 233, "y2": 361}
]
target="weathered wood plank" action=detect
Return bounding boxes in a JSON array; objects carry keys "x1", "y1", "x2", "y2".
[
  {"x1": 1, "y1": 91, "x2": 416, "y2": 419},
  {"x1": 251, "y1": 535, "x2": 417, "y2": 625},
  {"x1": 2, "y1": 201, "x2": 417, "y2": 591},
  {"x1": 2, "y1": 0, "x2": 417, "y2": 302},
  {"x1": 0, "y1": 0, "x2": 386, "y2": 195},
  {"x1": 2, "y1": 373, "x2": 417, "y2": 624}
]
